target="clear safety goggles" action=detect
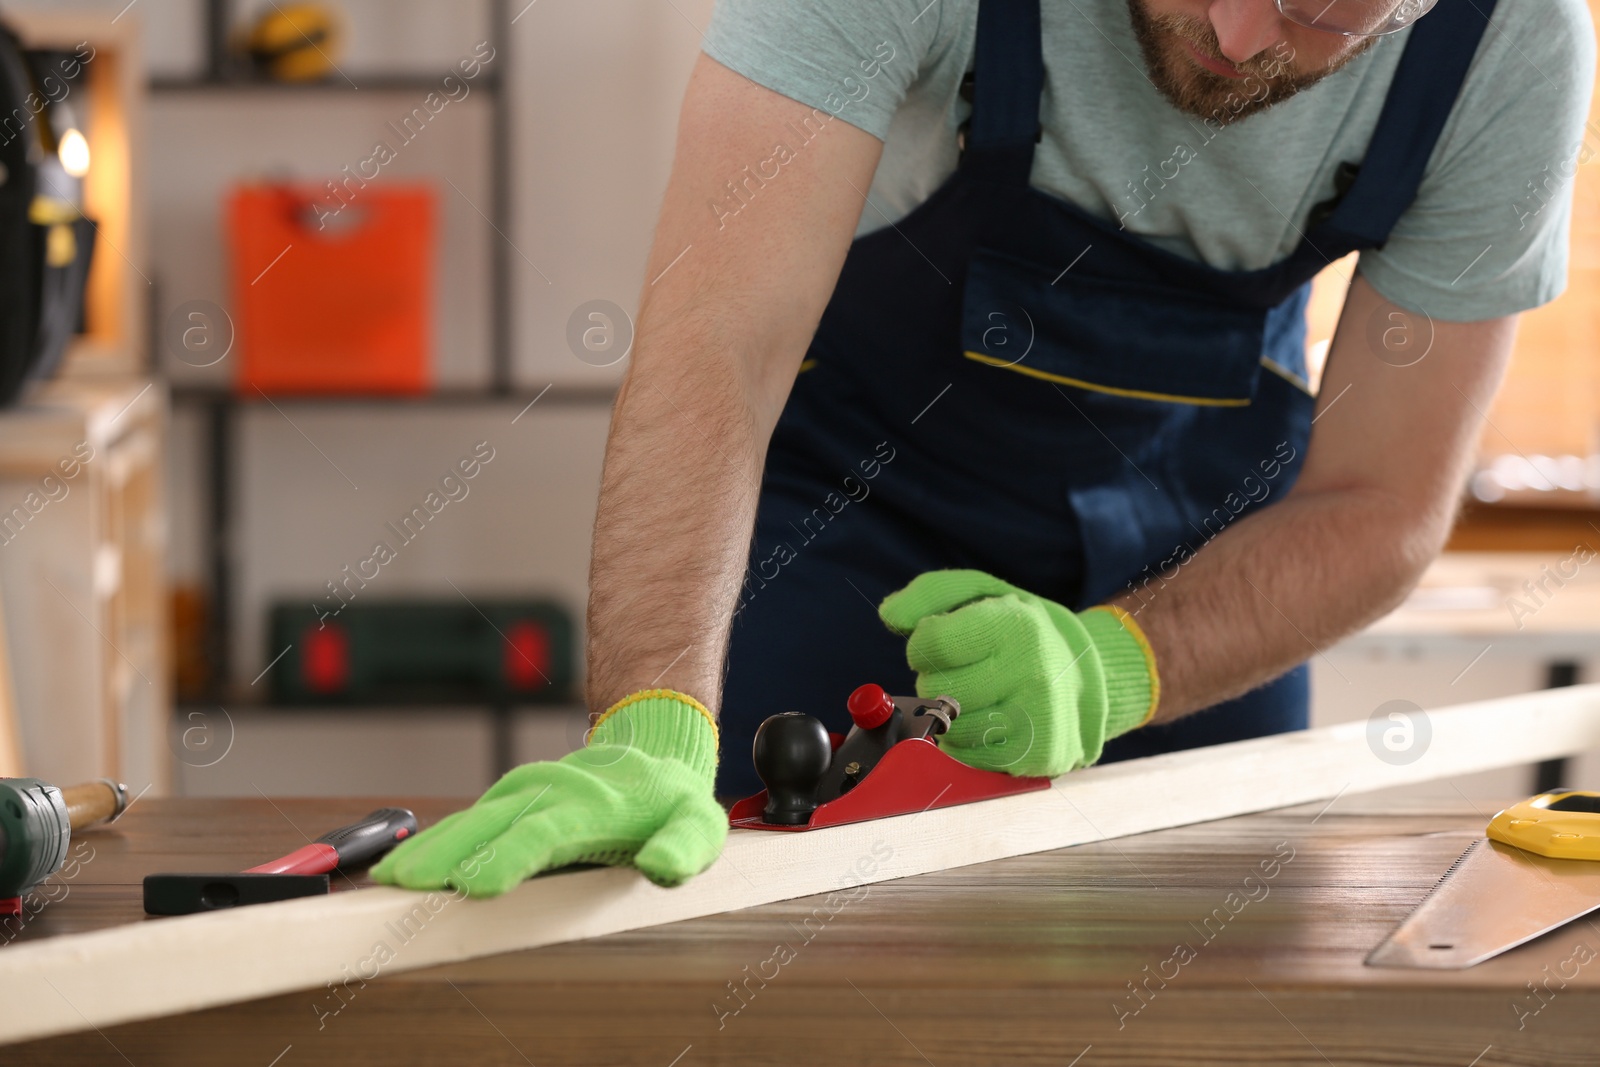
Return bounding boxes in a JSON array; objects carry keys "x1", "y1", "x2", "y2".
[{"x1": 1275, "y1": 0, "x2": 1438, "y2": 36}]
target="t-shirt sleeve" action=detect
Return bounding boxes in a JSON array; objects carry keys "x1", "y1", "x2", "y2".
[
  {"x1": 1357, "y1": 0, "x2": 1596, "y2": 322},
  {"x1": 700, "y1": 0, "x2": 945, "y2": 140}
]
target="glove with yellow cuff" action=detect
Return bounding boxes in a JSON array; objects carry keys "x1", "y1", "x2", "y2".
[
  {"x1": 371, "y1": 690, "x2": 726, "y2": 897},
  {"x1": 879, "y1": 570, "x2": 1159, "y2": 777}
]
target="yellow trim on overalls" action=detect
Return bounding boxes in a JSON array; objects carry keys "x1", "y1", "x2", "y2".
[{"x1": 962, "y1": 351, "x2": 1253, "y2": 407}]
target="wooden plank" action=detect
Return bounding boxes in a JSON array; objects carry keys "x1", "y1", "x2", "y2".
[
  {"x1": 0, "y1": 570, "x2": 23, "y2": 776},
  {"x1": 11, "y1": 800, "x2": 1600, "y2": 1066},
  {"x1": 4, "y1": 684, "x2": 1600, "y2": 1046}
]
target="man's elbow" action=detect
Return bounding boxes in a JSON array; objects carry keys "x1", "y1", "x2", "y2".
[{"x1": 1349, "y1": 483, "x2": 1459, "y2": 614}]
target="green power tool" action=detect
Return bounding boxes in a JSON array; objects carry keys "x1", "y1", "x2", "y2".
[{"x1": 0, "y1": 776, "x2": 126, "y2": 914}]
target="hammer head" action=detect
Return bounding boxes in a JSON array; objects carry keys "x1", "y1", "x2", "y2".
[
  {"x1": 143, "y1": 873, "x2": 331, "y2": 915},
  {"x1": 0, "y1": 778, "x2": 70, "y2": 899}
]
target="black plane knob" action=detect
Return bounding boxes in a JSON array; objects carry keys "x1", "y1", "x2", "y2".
[{"x1": 753, "y1": 711, "x2": 833, "y2": 825}]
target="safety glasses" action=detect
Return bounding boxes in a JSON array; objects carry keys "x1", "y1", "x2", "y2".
[{"x1": 1275, "y1": 0, "x2": 1438, "y2": 36}]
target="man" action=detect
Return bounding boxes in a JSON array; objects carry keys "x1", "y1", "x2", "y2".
[{"x1": 375, "y1": 0, "x2": 1594, "y2": 895}]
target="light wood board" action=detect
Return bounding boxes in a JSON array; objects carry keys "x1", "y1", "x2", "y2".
[
  {"x1": 12, "y1": 800, "x2": 1598, "y2": 1066},
  {"x1": 5, "y1": 684, "x2": 1600, "y2": 1046},
  {"x1": 0, "y1": 575, "x2": 21, "y2": 778}
]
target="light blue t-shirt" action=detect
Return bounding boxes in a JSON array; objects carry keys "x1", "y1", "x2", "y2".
[{"x1": 702, "y1": 0, "x2": 1594, "y2": 322}]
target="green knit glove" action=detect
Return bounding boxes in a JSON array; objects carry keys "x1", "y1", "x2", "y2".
[
  {"x1": 879, "y1": 570, "x2": 1158, "y2": 777},
  {"x1": 370, "y1": 691, "x2": 726, "y2": 896}
]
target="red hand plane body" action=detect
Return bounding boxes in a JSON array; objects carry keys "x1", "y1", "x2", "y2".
[{"x1": 729, "y1": 684, "x2": 1051, "y2": 832}]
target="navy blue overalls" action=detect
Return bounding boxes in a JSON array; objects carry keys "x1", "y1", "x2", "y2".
[{"x1": 717, "y1": 0, "x2": 1496, "y2": 798}]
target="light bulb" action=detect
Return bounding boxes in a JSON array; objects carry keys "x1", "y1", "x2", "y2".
[{"x1": 58, "y1": 128, "x2": 90, "y2": 178}]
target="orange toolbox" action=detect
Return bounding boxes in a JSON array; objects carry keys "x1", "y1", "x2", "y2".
[{"x1": 228, "y1": 182, "x2": 435, "y2": 394}]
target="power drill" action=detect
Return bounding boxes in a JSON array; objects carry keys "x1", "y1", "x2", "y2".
[{"x1": 0, "y1": 776, "x2": 127, "y2": 913}]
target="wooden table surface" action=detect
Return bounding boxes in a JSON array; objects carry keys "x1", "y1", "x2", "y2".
[{"x1": 5, "y1": 795, "x2": 1598, "y2": 1066}]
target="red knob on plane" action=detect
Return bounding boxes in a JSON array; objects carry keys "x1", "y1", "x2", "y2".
[{"x1": 848, "y1": 684, "x2": 895, "y2": 729}]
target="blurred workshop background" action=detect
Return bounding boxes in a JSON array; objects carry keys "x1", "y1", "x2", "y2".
[{"x1": 0, "y1": 0, "x2": 1595, "y2": 804}]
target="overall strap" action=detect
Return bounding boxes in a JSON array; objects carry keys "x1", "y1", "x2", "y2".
[
  {"x1": 961, "y1": 0, "x2": 1045, "y2": 184},
  {"x1": 1317, "y1": 0, "x2": 1501, "y2": 250}
]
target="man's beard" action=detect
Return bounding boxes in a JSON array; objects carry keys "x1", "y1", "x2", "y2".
[{"x1": 1126, "y1": 0, "x2": 1375, "y2": 126}]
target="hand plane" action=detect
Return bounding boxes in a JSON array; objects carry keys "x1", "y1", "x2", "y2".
[{"x1": 728, "y1": 683, "x2": 1051, "y2": 832}]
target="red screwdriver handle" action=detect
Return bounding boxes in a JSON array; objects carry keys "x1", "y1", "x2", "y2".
[{"x1": 244, "y1": 807, "x2": 417, "y2": 875}]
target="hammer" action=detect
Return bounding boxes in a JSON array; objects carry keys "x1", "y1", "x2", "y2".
[
  {"x1": 0, "y1": 776, "x2": 128, "y2": 914},
  {"x1": 143, "y1": 807, "x2": 417, "y2": 915}
]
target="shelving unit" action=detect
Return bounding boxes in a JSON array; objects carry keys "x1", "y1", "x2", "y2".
[
  {"x1": 154, "y1": 0, "x2": 515, "y2": 388},
  {"x1": 158, "y1": 1, "x2": 612, "y2": 777}
]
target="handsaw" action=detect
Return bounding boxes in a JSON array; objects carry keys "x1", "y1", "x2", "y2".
[{"x1": 1367, "y1": 789, "x2": 1600, "y2": 969}]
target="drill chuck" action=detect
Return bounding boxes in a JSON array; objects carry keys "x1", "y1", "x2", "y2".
[{"x1": 0, "y1": 778, "x2": 71, "y2": 899}]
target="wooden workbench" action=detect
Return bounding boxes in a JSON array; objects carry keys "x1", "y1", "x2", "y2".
[{"x1": 5, "y1": 796, "x2": 1597, "y2": 1066}]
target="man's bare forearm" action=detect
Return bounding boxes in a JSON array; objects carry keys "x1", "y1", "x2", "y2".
[
  {"x1": 582, "y1": 56, "x2": 883, "y2": 718},
  {"x1": 584, "y1": 335, "x2": 770, "y2": 716},
  {"x1": 1110, "y1": 484, "x2": 1442, "y2": 722},
  {"x1": 1110, "y1": 279, "x2": 1516, "y2": 723}
]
